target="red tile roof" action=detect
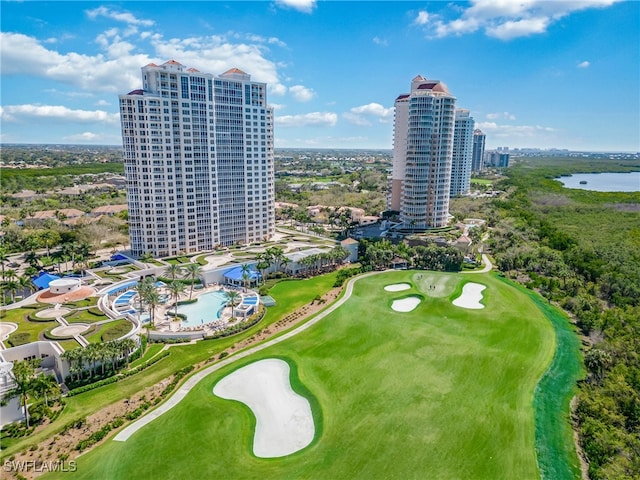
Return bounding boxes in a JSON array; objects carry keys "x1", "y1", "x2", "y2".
[{"x1": 222, "y1": 67, "x2": 247, "y2": 75}]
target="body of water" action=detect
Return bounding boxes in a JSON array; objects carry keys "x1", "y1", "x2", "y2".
[
  {"x1": 556, "y1": 172, "x2": 640, "y2": 192},
  {"x1": 177, "y1": 290, "x2": 229, "y2": 327}
]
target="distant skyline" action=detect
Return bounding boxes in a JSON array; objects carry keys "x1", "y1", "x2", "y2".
[{"x1": 1, "y1": 1, "x2": 639, "y2": 152}]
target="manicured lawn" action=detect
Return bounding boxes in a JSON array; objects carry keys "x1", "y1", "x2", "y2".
[
  {"x1": 66, "y1": 308, "x2": 109, "y2": 324},
  {"x1": 129, "y1": 344, "x2": 164, "y2": 369},
  {"x1": 84, "y1": 319, "x2": 133, "y2": 343},
  {"x1": 56, "y1": 271, "x2": 571, "y2": 480},
  {"x1": 2, "y1": 272, "x2": 339, "y2": 459},
  {"x1": 471, "y1": 178, "x2": 493, "y2": 185},
  {"x1": 1, "y1": 306, "x2": 57, "y2": 345}
]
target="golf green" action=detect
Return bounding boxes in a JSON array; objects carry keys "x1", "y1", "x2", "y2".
[{"x1": 46, "y1": 271, "x2": 567, "y2": 479}]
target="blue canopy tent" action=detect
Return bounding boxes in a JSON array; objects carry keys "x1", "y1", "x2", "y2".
[
  {"x1": 223, "y1": 266, "x2": 261, "y2": 287},
  {"x1": 32, "y1": 272, "x2": 61, "y2": 290}
]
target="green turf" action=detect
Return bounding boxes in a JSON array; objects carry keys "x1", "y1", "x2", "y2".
[
  {"x1": 53, "y1": 271, "x2": 567, "y2": 480},
  {"x1": 1, "y1": 273, "x2": 340, "y2": 459},
  {"x1": 0, "y1": 306, "x2": 56, "y2": 344},
  {"x1": 84, "y1": 319, "x2": 132, "y2": 343},
  {"x1": 128, "y1": 344, "x2": 164, "y2": 369}
]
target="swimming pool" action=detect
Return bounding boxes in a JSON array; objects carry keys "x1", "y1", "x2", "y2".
[{"x1": 177, "y1": 291, "x2": 229, "y2": 327}]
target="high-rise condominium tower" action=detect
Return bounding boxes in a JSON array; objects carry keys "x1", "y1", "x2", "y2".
[
  {"x1": 119, "y1": 61, "x2": 275, "y2": 257},
  {"x1": 450, "y1": 109, "x2": 474, "y2": 197},
  {"x1": 472, "y1": 129, "x2": 486, "y2": 172},
  {"x1": 390, "y1": 75, "x2": 456, "y2": 229}
]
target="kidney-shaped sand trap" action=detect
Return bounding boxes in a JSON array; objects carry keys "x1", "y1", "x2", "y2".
[
  {"x1": 452, "y1": 283, "x2": 486, "y2": 309},
  {"x1": 213, "y1": 358, "x2": 315, "y2": 458},
  {"x1": 384, "y1": 283, "x2": 411, "y2": 292},
  {"x1": 391, "y1": 296, "x2": 421, "y2": 312}
]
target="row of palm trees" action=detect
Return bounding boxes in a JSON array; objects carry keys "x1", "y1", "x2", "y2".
[
  {"x1": 61, "y1": 338, "x2": 137, "y2": 384},
  {"x1": 294, "y1": 246, "x2": 350, "y2": 276}
]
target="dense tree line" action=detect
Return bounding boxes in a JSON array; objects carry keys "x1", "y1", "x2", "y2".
[
  {"x1": 468, "y1": 157, "x2": 640, "y2": 479},
  {"x1": 358, "y1": 238, "x2": 464, "y2": 272}
]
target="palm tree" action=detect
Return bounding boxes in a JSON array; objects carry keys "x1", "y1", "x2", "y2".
[
  {"x1": 226, "y1": 290, "x2": 241, "y2": 321},
  {"x1": 85, "y1": 344, "x2": 100, "y2": 378},
  {"x1": 8, "y1": 360, "x2": 37, "y2": 427},
  {"x1": 33, "y1": 374, "x2": 60, "y2": 407},
  {"x1": 18, "y1": 275, "x2": 34, "y2": 297},
  {"x1": 0, "y1": 247, "x2": 8, "y2": 280},
  {"x1": 135, "y1": 278, "x2": 155, "y2": 324},
  {"x1": 266, "y1": 247, "x2": 286, "y2": 273},
  {"x1": 240, "y1": 263, "x2": 251, "y2": 291},
  {"x1": 62, "y1": 348, "x2": 81, "y2": 383},
  {"x1": 41, "y1": 230, "x2": 55, "y2": 258},
  {"x1": 255, "y1": 253, "x2": 270, "y2": 284},
  {"x1": 3, "y1": 279, "x2": 19, "y2": 303},
  {"x1": 24, "y1": 250, "x2": 40, "y2": 270},
  {"x1": 120, "y1": 338, "x2": 137, "y2": 367},
  {"x1": 183, "y1": 263, "x2": 203, "y2": 300},
  {"x1": 142, "y1": 288, "x2": 161, "y2": 328},
  {"x1": 164, "y1": 264, "x2": 184, "y2": 282},
  {"x1": 167, "y1": 280, "x2": 186, "y2": 318}
]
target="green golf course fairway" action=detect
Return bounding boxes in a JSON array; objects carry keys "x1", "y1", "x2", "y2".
[{"x1": 47, "y1": 271, "x2": 569, "y2": 480}]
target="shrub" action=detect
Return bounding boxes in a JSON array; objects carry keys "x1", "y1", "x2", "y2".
[
  {"x1": 8, "y1": 332, "x2": 31, "y2": 347},
  {"x1": 218, "y1": 351, "x2": 229, "y2": 360}
]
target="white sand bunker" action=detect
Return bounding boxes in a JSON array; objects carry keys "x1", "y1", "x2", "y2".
[
  {"x1": 452, "y1": 283, "x2": 487, "y2": 309},
  {"x1": 50, "y1": 324, "x2": 89, "y2": 337},
  {"x1": 391, "y1": 296, "x2": 421, "y2": 312},
  {"x1": 384, "y1": 283, "x2": 411, "y2": 292},
  {"x1": 213, "y1": 358, "x2": 315, "y2": 458}
]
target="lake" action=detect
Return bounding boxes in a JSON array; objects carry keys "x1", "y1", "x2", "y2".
[{"x1": 556, "y1": 172, "x2": 640, "y2": 192}]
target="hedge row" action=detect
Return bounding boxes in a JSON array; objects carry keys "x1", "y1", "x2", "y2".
[{"x1": 204, "y1": 305, "x2": 266, "y2": 341}]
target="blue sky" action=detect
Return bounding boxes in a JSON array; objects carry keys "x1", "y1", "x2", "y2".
[{"x1": 1, "y1": 1, "x2": 638, "y2": 151}]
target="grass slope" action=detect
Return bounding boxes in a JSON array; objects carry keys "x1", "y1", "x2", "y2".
[
  {"x1": 52, "y1": 271, "x2": 562, "y2": 480},
  {"x1": 1, "y1": 273, "x2": 339, "y2": 459}
]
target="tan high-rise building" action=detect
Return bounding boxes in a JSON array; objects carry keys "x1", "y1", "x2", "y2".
[{"x1": 390, "y1": 75, "x2": 456, "y2": 228}]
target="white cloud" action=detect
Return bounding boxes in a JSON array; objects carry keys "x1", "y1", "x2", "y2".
[
  {"x1": 486, "y1": 111, "x2": 516, "y2": 121},
  {"x1": 275, "y1": 0, "x2": 316, "y2": 14},
  {"x1": 0, "y1": 32, "x2": 150, "y2": 93},
  {"x1": 289, "y1": 85, "x2": 316, "y2": 102},
  {"x1": 85, "y1": 6, "x2": 154, "y2": 26},
  {"x1": 373, "y1": 36, "x2": 388, "y2": 46},
  {"x1": 0, "y1": 30, "x2": 287, "y2": 95},
  {"x1": 63, "y1": 131, "x2": 107, "y2": 142},
  {"x1": 276, "y1": 112, "x2": 338, "y2": 127},
  {"x1": 342, "y1": 112, "x2": 371, "y2": 126},
  {"x1": 269, "y1": 103, "x2": 286, "y2": 111},
  {"x1": 95, "y1": 99, "x2": 111, "y2": 106},
  {"x1": 344, "y1": 102, "x2": 394, "y2": 125},
  {"x1": 477, "y1": 121, "x2": 557, "y2": 138},
  {"x1": 417, "y1": 0, "x2": 621, "y2": 40},
  {"x1": 486, "y1": 17, "x2": 550, "y2": 40},
  {"x1": 577, "y1": 60, "x2": 591, "y2": 68},
  {"x1": 415, "y1": 11, "x2": 430, "y2": 26},
  {"x1": 0, "y1": 104, "x2": 119, "y2": 124}
]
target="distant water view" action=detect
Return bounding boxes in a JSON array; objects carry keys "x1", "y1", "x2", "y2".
[{"x1": 556, "y1": 172, "x2": 640, "y2": 192}]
